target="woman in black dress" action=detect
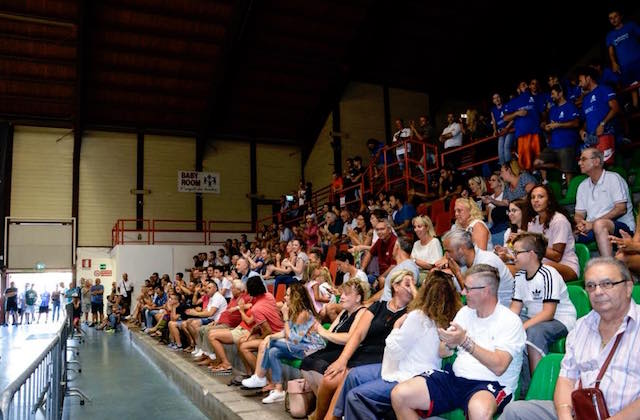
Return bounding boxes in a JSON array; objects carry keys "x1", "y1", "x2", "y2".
[
  {"x1": 300, "y1": 278, "x2": 368, "y2": 392},
  {"x1": 311, "y1": 269, "x2": 415, "y2": 420}
]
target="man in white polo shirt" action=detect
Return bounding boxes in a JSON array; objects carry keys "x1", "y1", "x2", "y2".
[{"x1": 575, "y1": 147, "x2": 635, "y2": 257}]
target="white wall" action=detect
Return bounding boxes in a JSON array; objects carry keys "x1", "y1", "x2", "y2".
[
  {"x1": 76, "y1": 247, "x2": 116, "y2": 299},
  {"x1": 110, "y1": 244, "x2": 213, "y2": 304}
]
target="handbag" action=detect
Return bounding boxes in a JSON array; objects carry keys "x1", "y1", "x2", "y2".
[
  {"x1": 285, "y1": 378, "x2": 315, "y2": 418},
  {"x1": 571, "y1": 328, "x2": 625, "y2": 420}
]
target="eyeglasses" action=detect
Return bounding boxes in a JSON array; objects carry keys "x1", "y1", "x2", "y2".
[
  {"x1": 513, "y1": 249, "x2": 531, "y2": 256},
  {"x1": 463, "y1": 284, "x2": 486, "y2": 291},
  {"x1": 585, "y1": 279, "x2": 627, "y2": 292}
]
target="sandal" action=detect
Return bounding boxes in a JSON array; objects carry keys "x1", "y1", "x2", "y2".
[
  {"x1": 182, "y1": 346, "x2": 194, "y2": 353},
  {"x1": 210, "y1": 366, "x2": 233, "y2": 376}
]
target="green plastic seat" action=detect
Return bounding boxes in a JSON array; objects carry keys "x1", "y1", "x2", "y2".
[
  {"x1": 547, "y1": 180, "x2": 563, "y2": 202},
  {"x1": 550, "y1": 285, "x2": 591, "y2": 353},
  {"x1": 575, "y1": 243, "x2": 590, "y2": 281},
  {"x1": 558, "y1": 175, "x2": 587, "y2": 206},
  {"x1": 549, "y1": 337, "x2": 566, "y2": 353},
  {"x1": 280, "y1": 358, "x2": 302, "y2": 369},
  {"x1": 632, "y1": 173, "x2": 640, "y2": 194},
  {"x1": 633, "y1": 284, "x2": 640, "y2": 304},
  {"x1": 568, "y1": 285, "x2": 591, "y2": 318},
  {"x1": 608, "y1": 165, "x2": 628, "y2": 181},
  {"x1": 526, "y1": 353, "x2": 564, "y2": 400}
]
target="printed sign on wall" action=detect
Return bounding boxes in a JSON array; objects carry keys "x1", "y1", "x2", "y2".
[{"x1": 178, "y1": 171, "x2": 220, "y2": 193}]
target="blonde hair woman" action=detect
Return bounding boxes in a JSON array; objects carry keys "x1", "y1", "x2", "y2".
[
  {"x1": 467, "y1": 176, "x2": 487, "y2": 210},
  {"x1": 411, "y1": 215, "x2": 443, "y2": 272},
  {"x1": 453, "y1": 197, "x2": 492, "y2": 250}
]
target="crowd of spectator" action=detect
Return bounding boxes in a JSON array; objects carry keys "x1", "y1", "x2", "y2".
[{"x1": 116, "y1": 8, "x2": 640, "y2": 418}]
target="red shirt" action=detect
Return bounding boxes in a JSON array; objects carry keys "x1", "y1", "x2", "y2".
[
  {"x1": 239, "y1": 293, "x2": 284, "y2": 333},
  {"x1": 369, "y1": 234, "x2": 397, "y2": 274},
  {"x1": 217, "y1": 292, "x2": 250, "y2": 328}
]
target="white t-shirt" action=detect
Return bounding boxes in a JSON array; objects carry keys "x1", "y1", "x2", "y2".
[
  {"x1": 411, "y1": 237, "x2": 443, "y2": 265},
  {"x1": 381, "y1": 310, "x2": 441, "y2": 382},
  {"x1": 487, "y1": 191, "x2": 503, "y2": 215},
  {"x1": 215, "y1": 277, "x2": 232, "y2": 299},
  {"x1": 442, "y1": 122, "x2": 463, "y2": 149},
  {"x1": 293, "y1": 252, "x2": 310, "y2": 281},
  {"x1": 452, "y1": 305, "x2": 526, "y2": 395},
  {"x1": 575, "y1": 170, "x2": 635, "y2": 230},
  {"x1": 393, "y1": 128, "x2": 412, "y2": 155},
  {"x1": 206, "y1": 292, "x2": 228, "y2": 323},
  {"x1": 461, "y1": 247, "x2": 514, "y2": 307},
  {"x1": 343, "y1": 269, "x2": 368, "y2": 284},
  {"x1": 512, "y1": 264, "x2": 577, "y2": 331},
  {"x1": 528, "y1": 213, "x2": 579, "y2": 276}
]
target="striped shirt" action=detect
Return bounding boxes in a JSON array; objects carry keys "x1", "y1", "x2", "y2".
[
  {"x1": 560, "y1": 301, "x2": 640, "y2": 416},
  {"x1": 512, "y1": 264, "x2": 576, "y2": 331}
]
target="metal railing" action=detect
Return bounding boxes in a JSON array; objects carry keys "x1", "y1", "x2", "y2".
[{"x1": 0, "y1": 311, "x2": 69, "y2": 420}]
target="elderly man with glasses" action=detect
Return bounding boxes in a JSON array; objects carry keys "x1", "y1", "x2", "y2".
[
  {"x1": 575, "y1": 147, "x2": 635, "y2": 257},
  {"x1": 391, "y1": 264, "x2": 526, "y2": 420},
  {"x1": 501, "y1": 257, "x2": 640, "y2": 420}
]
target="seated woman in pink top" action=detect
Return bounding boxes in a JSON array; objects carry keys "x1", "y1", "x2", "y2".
[{"x1": 527, "y1": 184, "x2": 579, "y2": 281}]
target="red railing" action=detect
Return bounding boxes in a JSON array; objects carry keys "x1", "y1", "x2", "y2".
[
  {"x1": 111, "y1": 219, "x2": 251, "y2": 246},
  {"x1": 112, "y1": 219, "x2": 151, "y2": 246},
  {"x1": 440, "y1": 129, "x2": 514, "y2": 171},
  {"x1": 207, "y1": 220, "x2": 254, "y2": 245}
]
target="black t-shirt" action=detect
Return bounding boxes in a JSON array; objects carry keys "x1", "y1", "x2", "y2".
[
  {"x1": 441, "y1": 173, "x2": 464, "y2": 194},
  {"x1": 347, "y1": 301, "x2": 407, "y2": 368},
  {"x1": 4, "y1": 287, "x2": 17, "y2": 305}
]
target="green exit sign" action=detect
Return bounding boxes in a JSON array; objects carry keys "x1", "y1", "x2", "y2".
[{"x1": 100, "y1": 264, "x2": 107, "y2": 269}]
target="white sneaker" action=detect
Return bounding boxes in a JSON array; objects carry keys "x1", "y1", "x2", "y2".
[
  {"x1": 192, "y1": 349, "x2": 203, "y2": 358},
  {"x1": 242, "y1": 374, "x2": 268, "y2": 389},
  {"x1": 262, "y1": 389, "x2": 285, "y2": 404},
  {"x1": 208, "y1": 353, "x2": 216, "y2": 360},
  {"x1": 191, "y1": 347, "x2": 201, "y2": 355}
]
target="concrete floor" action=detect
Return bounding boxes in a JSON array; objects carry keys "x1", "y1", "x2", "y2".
[
  {"x1": 61, "y1": 324, "x2": 207, "y2": 420},
  {"x1": 0, "y1": 319, "x2": 63, "y2": 391}
]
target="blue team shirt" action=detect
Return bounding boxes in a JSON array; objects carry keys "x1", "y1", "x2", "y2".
[
  {"x1": 548, "y1": 101, "x2": 580, "y2": 149},
  {"x1": 581, "y1": 85, "x2": 617, "y2": 134},
  {"x1": 532, "y1": 92, "x2": 551, "y2": 113},
  {"x1": 606, "y1": 21, "x2": 640, "y2": 67},
  {"x1": 90, "y1": 285, "x2": 104, "y2": 304},
  {"x1": 504, "y1": 92, "x2": 541, "y2": 137},
  {"x1": 567, "y1": 84, "x2": 583, "y2": 103},
  {"x1": 491, "y1": 105, "x2": 508, "y2": 130},
  {"x1": 599, "y1": 67, "x2": 621, "y2": 89},
  {"x1": 40, "y1": 291, "x2": 50, "y2": 307}
]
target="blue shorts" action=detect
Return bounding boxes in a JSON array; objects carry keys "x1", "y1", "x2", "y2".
[
  {"x1": 576, "y1": 220, "x2": 633, "y2": 244},
  {"x1": 201, "y1": 318, "x2": 215, "y2": 326},
  {"x1": 415, "y1": 365, "x2": 512, "y2": 418}
]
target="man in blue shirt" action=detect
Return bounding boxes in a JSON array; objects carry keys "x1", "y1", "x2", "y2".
[
  {"x1": 389, "y1": 190, "x2": 416, "y2": 237},
  {"x1": 491, "y1": 93, "x2": 514, "y2": 165},
  {"x1": 577, "y1": 66, "x2": 620, "y2": 165},
  {"x1": 535, "y1": 84, "x2": 581, "y2": 183},
  {"x1": 607, "y1": 8, "x2": 640, "y2": 109},
  {"x1": 90, "y1": 278, "x2": 105, "y2": 326},
  {"x1": 503, "y1": 81, "x2": 542, "y2": 171}
]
